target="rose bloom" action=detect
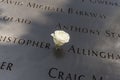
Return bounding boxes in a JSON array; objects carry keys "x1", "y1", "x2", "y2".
[{"x1": 51, "y1": 30, "x2": 70, "y2": 47}]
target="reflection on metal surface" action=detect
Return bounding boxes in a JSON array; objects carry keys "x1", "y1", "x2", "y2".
[{"x1": 0, "y1": 0, "x2": 120, "y2": 80}]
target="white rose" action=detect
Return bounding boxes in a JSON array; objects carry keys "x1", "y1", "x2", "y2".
[{"x1": 51, "y1": 30, "x2": 70, "y2": 47}]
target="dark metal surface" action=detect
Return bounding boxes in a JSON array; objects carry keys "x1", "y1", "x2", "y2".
[{"x1": 0, "y1": 0, "x2": 120, "y2": 80}]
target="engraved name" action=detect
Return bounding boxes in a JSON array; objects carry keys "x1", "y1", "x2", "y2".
[
  {"x1": 0, "y1": 35, "x2": 51, "y2": 49},
  {"x1": 67, "y1": 45, "x2": 120, "y2": 61},
  {"x1": 0, "y1": 0, "x2": 107, "y2": 19},
  {"x1": 89, "y1": 0, "x2": 120, "y2": 7},
  {"x1": 48, "y1": 67, "x2": 103, "y2": 80},
  {"x1": 55, "y1": 23, "x2": 101, "y2": 36},
  {"x1": 1, "y1": 15, "x2": 32, "y2": 24},
  {"x1": 0, "y1": 0, "x2": 23, "y2": 6},
  {"x1": 55, "y1": 23, "x2": 120, "y2": 39},
  {"x1": 26, "y1": 2, "x2": 106, "y2": 19},
  {"x1": 79, "y1": 0, "x2": 120, "y2": 7},
  {"x1": 0, "y1": 61, "x2": 13, "y2": 71}
]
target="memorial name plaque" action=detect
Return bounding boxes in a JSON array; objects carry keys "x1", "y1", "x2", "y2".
[{"x1": 0, "y1": 0, "x2": 120, "y2": 80}]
